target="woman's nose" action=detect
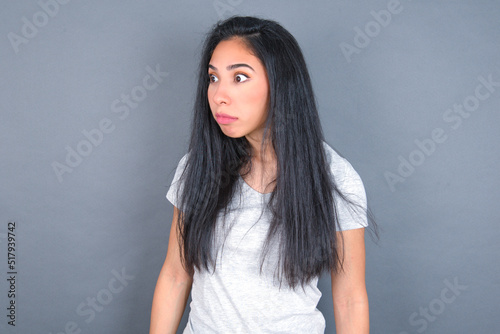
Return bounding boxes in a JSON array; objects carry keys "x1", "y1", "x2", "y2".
[{"x1": 211, "y1": 82, "x2": 231, "y2": 105}]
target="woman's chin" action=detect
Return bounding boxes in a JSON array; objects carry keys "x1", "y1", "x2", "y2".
[{"x1": 219, "y1": 128, "x2": 243, "y2": 139}]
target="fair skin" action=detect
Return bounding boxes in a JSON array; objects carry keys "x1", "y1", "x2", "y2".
[
  {"x1": 150, "y1": 206, "x2": 192, "y2": 334},
  {"x1": 150, "y1": 37, "x2": 369, "y2": 333},
  {"x1": 332, "y1": 228, "x2": 369, "y2": 333},
  {"x1": 208, "y1": 38, "x2": 276, "y2": 192}
]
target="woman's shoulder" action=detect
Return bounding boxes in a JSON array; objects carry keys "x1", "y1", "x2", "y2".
[
  {"x1": 178, "y1": 151, "x2": 190, "y2": 167},
  {"x1": 322, "y1": 141, "x2": 348, "y2": 176},
  {"x1": 166, "y1": 151, "x2": 191, "y2": 207},
  {"x1": 321, "y1": 141, "x2": 363, "y2": 190}
]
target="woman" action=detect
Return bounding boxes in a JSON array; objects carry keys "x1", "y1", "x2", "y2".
[{"x1": 150, "y1": 16, "x2": 377, "y2": 333}]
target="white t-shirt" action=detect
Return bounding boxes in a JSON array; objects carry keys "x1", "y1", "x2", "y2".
[{"x1": 166, "y1": 141, "x2": 368, "y2": 333}]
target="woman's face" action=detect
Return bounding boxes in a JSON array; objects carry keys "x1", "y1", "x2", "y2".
[{"x1": 207, "y1": 38, "x2": 270, "y2": 142}]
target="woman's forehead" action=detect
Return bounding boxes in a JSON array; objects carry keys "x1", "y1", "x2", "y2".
[{"x1": 209, "y1": 39, "x2": 263, "y2": 70}]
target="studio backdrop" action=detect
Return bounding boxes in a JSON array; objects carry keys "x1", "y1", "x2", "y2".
[{"x1": 1, "y1": 1, "x2": 499, "y2": 333}]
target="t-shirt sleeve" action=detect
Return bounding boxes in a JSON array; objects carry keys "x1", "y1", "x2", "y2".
[
  {"x1": 335, "y1": 158, "x2": 368, "y2": 231},
  {"x1": 323, "y1": 141, "x2": 368, "y2": 231},
  {"x1": 166, "y1": 153, "x2": 189, "y2": 208}
]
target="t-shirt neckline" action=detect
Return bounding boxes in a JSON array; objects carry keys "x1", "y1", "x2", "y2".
[{"x1": 239, "y1": 174, "x2": 273, "y2": 195}]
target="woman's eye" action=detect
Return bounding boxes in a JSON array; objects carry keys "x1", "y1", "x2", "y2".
[
  {"x1": 209, "y1": 74, "x2": 218, "y2": 83},
  {"x1": 235, "y1": 74, "x2": 249, "y2": 83}
]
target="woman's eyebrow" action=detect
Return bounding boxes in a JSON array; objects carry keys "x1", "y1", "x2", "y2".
[{"x1": 208, "y1": 63, "x2": 255, "y2": 72}]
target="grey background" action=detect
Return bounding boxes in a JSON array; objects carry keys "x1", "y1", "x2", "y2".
[{"x1": 1, "y1": 0, "x2": 499, "y2": 333}]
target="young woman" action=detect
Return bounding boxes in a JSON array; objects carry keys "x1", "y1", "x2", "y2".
[{"x1": 150, "y1": 16, "x2": 377, "y2": 334}]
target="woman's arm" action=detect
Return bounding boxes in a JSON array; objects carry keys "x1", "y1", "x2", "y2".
[
  {"x1": 150, "y1": 206, "x2": 193, "y2": 334},
  {"x1": 331, "y1": 227, "x2": 369, "y2": 334}
]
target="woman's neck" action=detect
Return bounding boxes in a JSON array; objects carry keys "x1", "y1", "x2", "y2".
[
  {"x1": 250, "y1": 144, "x2": 276, "y2": 167},
  {"x1": 242, "y1": 137, "x2": 277, "y2": 192},
  {"x1": 246, "y1": 133, "x2": 276, "y2": 165}
]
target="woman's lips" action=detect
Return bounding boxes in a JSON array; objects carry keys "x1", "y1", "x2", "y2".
[{"x1": 215, "y1": 113, "x2": 238, "y2": 124}]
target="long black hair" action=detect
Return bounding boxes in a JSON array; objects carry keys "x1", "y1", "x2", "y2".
[{"x1": 174, "y1": 15, "x2": 377, "y2": 289}]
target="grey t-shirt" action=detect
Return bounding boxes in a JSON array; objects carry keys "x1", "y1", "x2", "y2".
[{"x1": 166, "y1": 141, "x2": 368, "y2": 333}]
